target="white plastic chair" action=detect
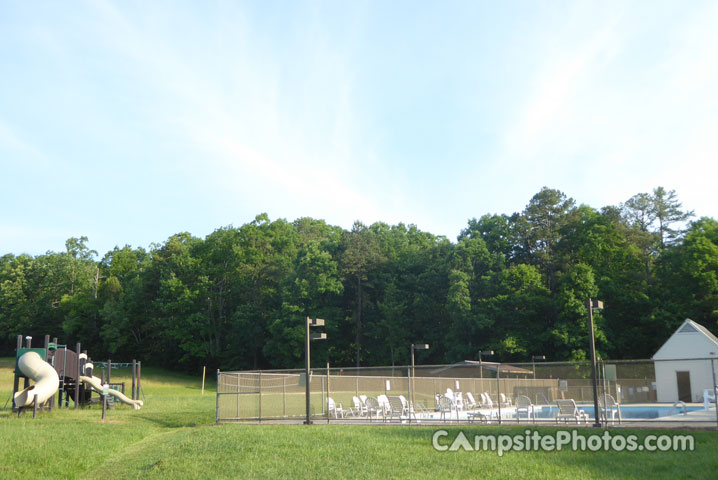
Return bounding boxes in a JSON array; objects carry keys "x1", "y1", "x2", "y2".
[
  {"x1": 352, "y1": 396, "x2": 367, "y2": 416},
  {"x1": 515, "y1": 395, "x2": 535, "y2": 422},
  {"x1": 377, "y1": 394, "x2": 392, "y2": 418},
  {"x1": 438, "y1": 394, "x2": 458, "y2": 422},
  {"x1": 465, "y1": 392, "x2": 478, "y2": 410},
  {"x1": 398, "y1": 395, "x2": 418, "y2": 421},
  {"x1": 599, "y1": 394, "x2": 621, "y2": 424},
  {"x1": 555, "y1": 399, "x2": 588, "y2": 424},
  {"x1": 328, "y1": 397, "x2": 345, "y2": 419}
]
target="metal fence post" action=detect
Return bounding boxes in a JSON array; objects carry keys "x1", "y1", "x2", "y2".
[
  {"x1": 496, "y1": 366, "x2": 502, "y2": 424},
  {"x1": 258, "y1": 370, "x2": 262, "y2": 422},
  {"x1": 321, "y1": 375, "x2": 325, "y2": 417},
  {"x1": 215, "y1": 370, "x2": 220, "y2": 424},
  {"x1": 236, "y1": 373, "x2": 240, "y2": 419},
  {"x1": 407, "y1": 366, "x2": 412, "y2": 424}
]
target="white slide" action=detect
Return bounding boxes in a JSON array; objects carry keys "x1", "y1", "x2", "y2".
[
  {"x1": 79, "y1": 375, "x2": 144, "y2": 410},
  {"x1": 14, "y1": 351, "x2": 60, "y2": 408}
]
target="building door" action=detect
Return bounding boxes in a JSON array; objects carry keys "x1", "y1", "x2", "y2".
[{"x1": 676, "y1": 371, "x2": 692, "y2": 402}]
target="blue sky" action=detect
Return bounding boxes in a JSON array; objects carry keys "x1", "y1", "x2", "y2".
[{"x1": 2, "y1": 0, "x2": 717, "y2": 256}]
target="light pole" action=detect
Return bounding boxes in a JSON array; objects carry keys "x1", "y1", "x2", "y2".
[
  {"x1": 410, "y1": 343, "x2": 429, "y2": 415},
  {"x1": 478, "y1": 350, "x2": 493, "y2": 380},
  {"x1": 304, "y1": 316, "x2": 326, "y2": 425},
  {"x1": 532, "y1": 355, "x2": 546, "y2": 380},
  {"x1": 587, "y1": 298, "x2": 604, "y2": 428}
]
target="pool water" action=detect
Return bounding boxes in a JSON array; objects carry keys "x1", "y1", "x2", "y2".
[{"x1": 534, "y1": 404, "x2": 702, "y2": 419}]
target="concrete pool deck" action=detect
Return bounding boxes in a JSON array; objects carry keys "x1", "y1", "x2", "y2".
[{"x1": 220, "y1": 403, "x2": 718, "y2": 429}]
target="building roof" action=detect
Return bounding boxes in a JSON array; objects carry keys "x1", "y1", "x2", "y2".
[
  {"x1": 652, "y1": 318, "x2": 718, "y2": 360},
  {"x1": 430, "y1": 360, "x2": 533, "y2": 375}
]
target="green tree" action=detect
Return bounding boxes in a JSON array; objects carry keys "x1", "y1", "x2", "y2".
[
  {"x1": 651, "y1": 186, "x2": 694, "y2": 249},
  {"x1": 519, "y1": 187, "x2": 576, "y2": 289},
  {"x1": 340, "y1": 222, "x2": 385, "y2": 367},
  {"x1": 264, "y1": 240, "x2": 343, "y2": 367}
]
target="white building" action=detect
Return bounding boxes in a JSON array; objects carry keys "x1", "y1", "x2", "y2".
[{"x1": 652, "y1": 319, "x2": 718, "y2": 403}]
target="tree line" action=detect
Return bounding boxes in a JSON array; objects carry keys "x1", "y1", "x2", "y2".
[{"x1": 2, "y1": 186, "x2": 716, "y2": 372}]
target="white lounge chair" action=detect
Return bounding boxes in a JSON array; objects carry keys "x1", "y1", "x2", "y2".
[
  {"x1": 515, "y1": 395, "x2": 535, "y2": 422},
  {"x1": 364, "y1": 397, "x2": 382, "y2": 421},
  {"x1": 455, "y1": 391, "x2": 465, "y2": 410},
  {"x1": 480, "y1": 392, "x2": 494, "y2": 409},
  {"x1": 555, "y1": 399, "x2": 588, "y2": 424},
  {"x1": 351, "y1": 396, "x2": 367, "y2": 417},
  {"x1": 465, "y1": 392, "x2": 478, "y2": 410},
  {"x1": 328, "y1": 397, "x2": 345, "y2": 419},
  {"x1": 445, "y1": 388, "x2": 456, "y2": 407},
  {"x1": 704, "y1": 388, "x2": 718, "y2": 410},
  {"x1": 598, "y1": 394, "x2": 621, "y2": 424},
  {"x1": 398, "y1": 395, "x2": 418, "y2": 421},
  {"x1": 386, "y1": 396, "x2": 406, "y2": 422},
  {"x1": 438, "y1": 394, "x2": 458, "y2": 422},
  {"x1": 499, "y1": 393, "x2": 512, "y2": 408},
  {"x1": 377, "y1": 394, "x2": 392, "y2": 418}
]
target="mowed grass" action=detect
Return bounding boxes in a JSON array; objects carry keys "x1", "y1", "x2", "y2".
[{"x1": 2, "y1": 357, "x2": 718, "y2": 479}]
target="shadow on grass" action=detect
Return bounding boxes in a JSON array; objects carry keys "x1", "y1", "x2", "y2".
[{"x1": 134, "y1": 412, "x2": 203, "y2": 429}]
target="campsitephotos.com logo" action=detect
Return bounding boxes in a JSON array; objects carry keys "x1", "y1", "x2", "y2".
[{"x1": 432, "y1": 429, "x2": 695, "y2": 456}]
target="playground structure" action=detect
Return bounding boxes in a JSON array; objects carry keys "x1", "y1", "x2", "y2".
[{"x1": 11, "y1": 334, "x2": 144, "y2": 417}]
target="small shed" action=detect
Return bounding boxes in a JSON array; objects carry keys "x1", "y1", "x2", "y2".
[{"x1": 652, "y1": 319, "x2": 718, "y2": 403}]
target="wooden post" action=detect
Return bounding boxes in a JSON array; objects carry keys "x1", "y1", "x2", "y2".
[
  {"x1": 23, "y1": 336, "x2": 31, "y2": 389},
  {"x1": 51, "y1": 337, "x2": 58, "y2": 410},
  {"x1": 74, "y1": 343, "x2": 81, "y2": 409},
  {"x1": 12, "y1": 335, "x2": 22, "y2": 411},
  {"x1": 132, "y1": 360, "x2": 137, "y2": 400},
  {"x1": 201, "y1": 366, "x2": 206, "y2": 395},
  {"x1": 81, "y1": 350, "x2": 88, "y2": 407},
  {"x1": 46, "y1": 335, "x2": 53, "y2": 411},
  {"x1": 102, "y1": 390, "x2": 107, "y2": 421}
]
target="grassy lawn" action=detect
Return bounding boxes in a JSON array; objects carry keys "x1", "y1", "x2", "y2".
[{"x1": 2, "y1": 357, "x2": 718, "y2": 479}]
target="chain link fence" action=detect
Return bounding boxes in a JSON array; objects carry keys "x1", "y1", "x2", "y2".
[{"x1": 217, "y1": 358, "x2": 718, "y2": 427}]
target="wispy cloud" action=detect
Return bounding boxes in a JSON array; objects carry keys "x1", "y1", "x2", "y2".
[
  {"x1": 77, "y1": 1, "x2": 399, "y2": 230},
  {"x1": 485, "y1": 2, "x2": 718, "y2": 216},
  {"x1": 3, "y1": 1, "x2": 718, "y2": 255},
  {"x1": 0, "y1": 120, "x2": 49, "y2": 168}
]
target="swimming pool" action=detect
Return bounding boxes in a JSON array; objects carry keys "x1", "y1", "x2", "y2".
[{"x1": 534, "y1": 404, "x2": 702, "y2": 419}]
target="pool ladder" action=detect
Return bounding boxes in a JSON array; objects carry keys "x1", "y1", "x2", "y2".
[{"x1": 668, "y1": 400, "x2": 688, "y2": 416}]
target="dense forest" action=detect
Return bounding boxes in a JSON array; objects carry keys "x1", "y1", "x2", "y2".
[{"x1": 2, "y1": 187, "x2": 716, "y2": 372}]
